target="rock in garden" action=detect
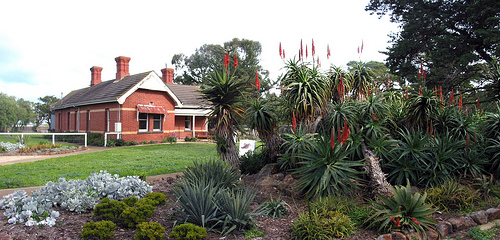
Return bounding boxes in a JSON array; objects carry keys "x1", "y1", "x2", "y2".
[
  {"x1": 377, "y1": 233, "x2": 393, "y2": 240},
  {"x1": 486, "y1": 208, "x2": 500, "y2": 221},
  {"x1": 436, "y1": 221, "x2": 452, "y2": 236},
  {"x1": 469, "y1": 211, "x2": 488, "y2": 225},
  {"x1": 391, "y1": 231, "x2": 407, "y2": 240},
  {"x1": 462, "y1": 216, "x2": 477, "y2": 228},
  {"x1": 449, "y1": 218, "x2": 466, "y2": 230}
]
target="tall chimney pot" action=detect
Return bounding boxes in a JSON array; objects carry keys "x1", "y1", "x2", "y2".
[
  {"x1": 90, "y1": 66, "x2": 103, "y2": 87},
  {"x1": 161, "y1": 68, "x2": 174, "y2": 84},
  {"x1": 115, "y1": 56, "x2": 131, "y2": 80}
]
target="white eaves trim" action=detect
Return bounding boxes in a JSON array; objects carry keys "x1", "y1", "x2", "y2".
[
  {"x1": 117, "y1": 71, "x2": 182, "y2": 106},
  {"x1": 175, "y1": 108, "x2": 211, "y2": 116}
]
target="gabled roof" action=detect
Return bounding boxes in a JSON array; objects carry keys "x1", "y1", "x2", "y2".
[{"x1": 52, "y1": 71, "x2": 209, "y2": 111}]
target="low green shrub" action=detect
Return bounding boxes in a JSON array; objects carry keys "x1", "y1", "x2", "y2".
[
  {"x1": 291, "y1": 210, "x2": 355, "y2": 239},
  {"x1": 81, "y1": 220, "x2": 117, "y2": 240},
  {"x1": 426, "y1": 179, "x2": 478, "y2": 212},
  {"x1": 123, "y1": 196, "x2": 138, "y2": 207},
  {"x1": 244, "y1": 226, "x2": 266, "y2": 239},
  {"x1": 182, "y1": 159, "x2": 240, "y2": 191},
  {"x1": 149, "y1": 140, "x2": 157, "y2": 144},
  {"x1": 93, "y1": 198, "x2": 128, "y2": 223},
  {"x1": 184, "y1": 136, "x2": 198, "y2": 142},
  {"x1": 311, "y1": 195, "x2": 371, "y2": 227},
  {"x1": 467, "y1": 226, "x2": 497, "y2": 240},
  {"x1": 134, "y1": 221, "x2": 166, "y2": 240},
  {"x1": 255, "y1": 195, "x2": 289, "y2": 218},
  {"x1": 162, "y1": 136, "x2": 177, "y2": 144},
  {"x1": 144, "y1": 192, "x2": 166, "y2": 206},
  {"x1": 169, "y1": 223, "x2": 207, "y2": 240},
  {"x1": 120, "y1": 201, "x2": 155, "y2": 228},
  {"x1": 141, "y1": 140, "x2": 148, "y2": 144},
  {"x1": 239, "y1": 149, "x2": 267, "y2": 175},
  {"x1": 215, "y1": 188, "x2": 256, "y2": 234}
]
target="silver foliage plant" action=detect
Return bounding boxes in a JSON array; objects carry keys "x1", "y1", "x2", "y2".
[
  {"x1": 0, "y1": 142, "x2": 25, "y2": 152},
  {"x1": 0, "y1": 170, "x2": 152, "y2": 227}
]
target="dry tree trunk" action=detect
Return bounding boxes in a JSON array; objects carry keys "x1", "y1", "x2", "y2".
[{"x1": 361, "y1": 144, "x2": 393, "y2": 198}]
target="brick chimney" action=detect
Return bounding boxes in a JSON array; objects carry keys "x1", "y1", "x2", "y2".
[
  {"x1": 161, "y1": 68, "x2": 174, "y2": 84},
  {"x1": 115, "y1": 56, "x2": 131, "y2": 80},
  {"x1": 90, "y1": 66, "x2": 103, "y2": 87}
]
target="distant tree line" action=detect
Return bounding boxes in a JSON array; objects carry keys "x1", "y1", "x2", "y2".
[{"x1": 0, "y1": 93, "x2": 58, "y2": 132}]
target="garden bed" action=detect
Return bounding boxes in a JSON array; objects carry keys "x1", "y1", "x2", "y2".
[
  {"x1": 2, "y1": 174, "x2": 500, "y2": 240},
  {"x1": 0, "y1": 146, "x2": 88, "y2": 157}
]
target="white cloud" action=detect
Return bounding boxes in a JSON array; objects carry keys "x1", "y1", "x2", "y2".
[{"x1": 0, "y1": 0, "x2": 398, "y2": 102}]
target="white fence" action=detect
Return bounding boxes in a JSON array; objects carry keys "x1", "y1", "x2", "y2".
[{"x1": 0, "y1": 133, "x2": 87, "y2": 147}]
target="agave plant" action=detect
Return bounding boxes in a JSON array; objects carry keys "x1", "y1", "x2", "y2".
[
  {"x1": 182, "y1": 159, "x2": 240, "y2": 191},
  {"x1": 367, "y1": 181, "x2": 438, "y2": 236},
  {"x1": 293, "y1": 136, "x2": 363, "y2": 199}
]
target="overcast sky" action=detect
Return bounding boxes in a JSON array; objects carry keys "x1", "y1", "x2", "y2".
[{"x1": 0, "y1": 0, "x2": 398, "y2": 102}]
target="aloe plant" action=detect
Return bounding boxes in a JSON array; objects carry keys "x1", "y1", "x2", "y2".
[{"x1": 367, "y1": 181, "x2": 438, "y2": 236}]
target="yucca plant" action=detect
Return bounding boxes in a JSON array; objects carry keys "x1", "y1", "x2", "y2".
[
  {"x1": 173, "y1": 180, "x2": 220, "y2": 228},
  {"x1": 182, "y1": 159, "x2": 240, "y2": 191},
  {"x1": 293, "y1": 136, "x2": 363, "y2": 199},
  {"x1": 367, "y1": 181, "x2": 438, "y2": 236},
  {"x1": 214, "y1": 188, "x2": 256, "y2": 235}
]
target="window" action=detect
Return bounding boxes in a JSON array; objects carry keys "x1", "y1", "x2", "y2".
[
  {"x1": 67, "y1": 112, "x2": 70, "y2": 131},
  {"x1": 105, "y1": 108, "x2": 110, "y2": 132},
  {"x1": 185, "y1": 116, "x2": 191, "y2": 130},
  {"x1": 87, "y1": 110, "x2": 90, "y2": 131},
  {"x1": 153, "y1": 114, "x2": 161, "y2": 131},
  {"x1": 139, "y1": 113, "x2": 148, "y2": 131}
]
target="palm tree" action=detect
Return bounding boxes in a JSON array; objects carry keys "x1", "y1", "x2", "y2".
[{"x1": 200, "y1": 69, "x2": 247, "y2": 169}]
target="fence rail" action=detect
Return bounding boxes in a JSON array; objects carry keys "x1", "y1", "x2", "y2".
[{"x1": 0, "y1": 133, "x2": 87, "y2": 147}]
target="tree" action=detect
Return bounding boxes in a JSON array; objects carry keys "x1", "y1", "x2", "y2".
[
  {"x1": 35, "y1": 95, "x2": 59, "y2": 130},
  {"x1": 200, "y1": 67, "x2": 248, "y2": 169},
  {"x1": 0, "y1": 93, "x2": 18, "y2": 132},
  {"x1": 15, "y1": 98, "x2": 35, "y2": 130},
  {"x1": 366, "y1": 0, "x2": 500, "y2": 96},
  {"x1": 171, "y1": 38, "x2": 270, "y2": 90}
]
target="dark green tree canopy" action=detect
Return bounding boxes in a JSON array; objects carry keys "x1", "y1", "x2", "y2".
[
  {"x1": 366, "y1": 0, "x2": 500, "y2": 95},
  {"x1": 171, "y1": 38, "x2": 269, "y2": 89},
  {"x1": 35, "y1": 95, "x2": 59, "y2": 129}
]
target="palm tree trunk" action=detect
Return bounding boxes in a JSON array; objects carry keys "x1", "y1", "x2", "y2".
[{"x1": 361, "y1": 144, "x2": 393, "y2": 198}]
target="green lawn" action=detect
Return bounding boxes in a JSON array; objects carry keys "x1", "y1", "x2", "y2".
[
  {"x1": 0, "y1": 134, "x2": 48, "y2": 145},
  {"x1": 0, "y1": 143, "x2": 218, "y2": 189}
]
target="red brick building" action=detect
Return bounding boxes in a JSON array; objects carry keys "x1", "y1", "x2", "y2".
[{"x1": 52, "y1": 56, "x2": 211, "y2": 142}]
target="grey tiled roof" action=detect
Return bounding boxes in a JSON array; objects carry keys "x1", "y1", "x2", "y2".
[
  {"x1": 52, "y1": 71, "x2": 210, "y2": 110},
  {"x1": 166, "y1": 83, "x2": 208, "y2": 107},
  {"x1": 52, "y1": 72, "x2": 151, "y2": 110}
]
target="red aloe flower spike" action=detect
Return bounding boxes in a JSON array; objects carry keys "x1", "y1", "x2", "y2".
[
  {"x1": 342, "y1": 119, "x2": 348, "y2": 144},
  {"x1": 224, "y1": 52, "x2": 229, "y2": 67},
  {"x1": 312, "y1": 39, "x2": 315, "y2": 56},
  {"x1": 331, "y1": 128, "x2": 335, "y2": 149},
  {"x1": 283, "y1": 49, "x2": 285, "y2": 58},
  {"x1": 411, "y1": 217, "x2": 421, "y2": 226},
  {"x1": 292, "y1": 112, "x2": 297, "y2": 132},
  {"x1": 300, "y1": 39, "x2": 303, "y2": 58},
  {"x1": 450, "y1": 89, "x2": 454, "y2": 105},
  {"x1": 406, "y1": 87, "x2": 409, "y2": 99},
  {"x1": 298, "y1": 49, "x2": 301, "y2": 61},
  {"x1": 255, "y1": 70, "x2": 260, "y2": 90},
  {"x1": 279, "y1": 42, "x2": 282, "y2": 57},
  {"x1": 306, "y1": 45, "x2": 308, "y2": 58},
  {"x1": 372, "y1": 112, "x2": 379, "y2": 121},
  {"x1": 233, "y1": 53, "x2": 238, "y2": 68},
  {"x1": 327, "y1": 44, "x2": 331, "y2": 59},
  {"x1": 361, "y1": 39, "x2": 364, "y2": 54},
  {"x1": 317, "y1": 58, "x2": 320, "y2": 67},
  {"x1": 477, "y1": 97, "x2": 482, "y2": 114},
  {"x1": 459, "y1": 93, "x2": 463, "y2": 108},
  {"x1": 395, "y1": 217, "x2": 401, "y2": 227},
  {"x1": 419, "y1": 86, "x2": 423, "y2": 95}
]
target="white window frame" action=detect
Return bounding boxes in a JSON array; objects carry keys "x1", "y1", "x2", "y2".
[
  {"x1": 152, "y1": 114, "x2": 162, "y2": 131},
  {"x1": 185, "y1": 116, "x2": 192, "y2": 130},
  {"x1": 139, "y1": 113, "x2": 148, "y2": 132}
]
